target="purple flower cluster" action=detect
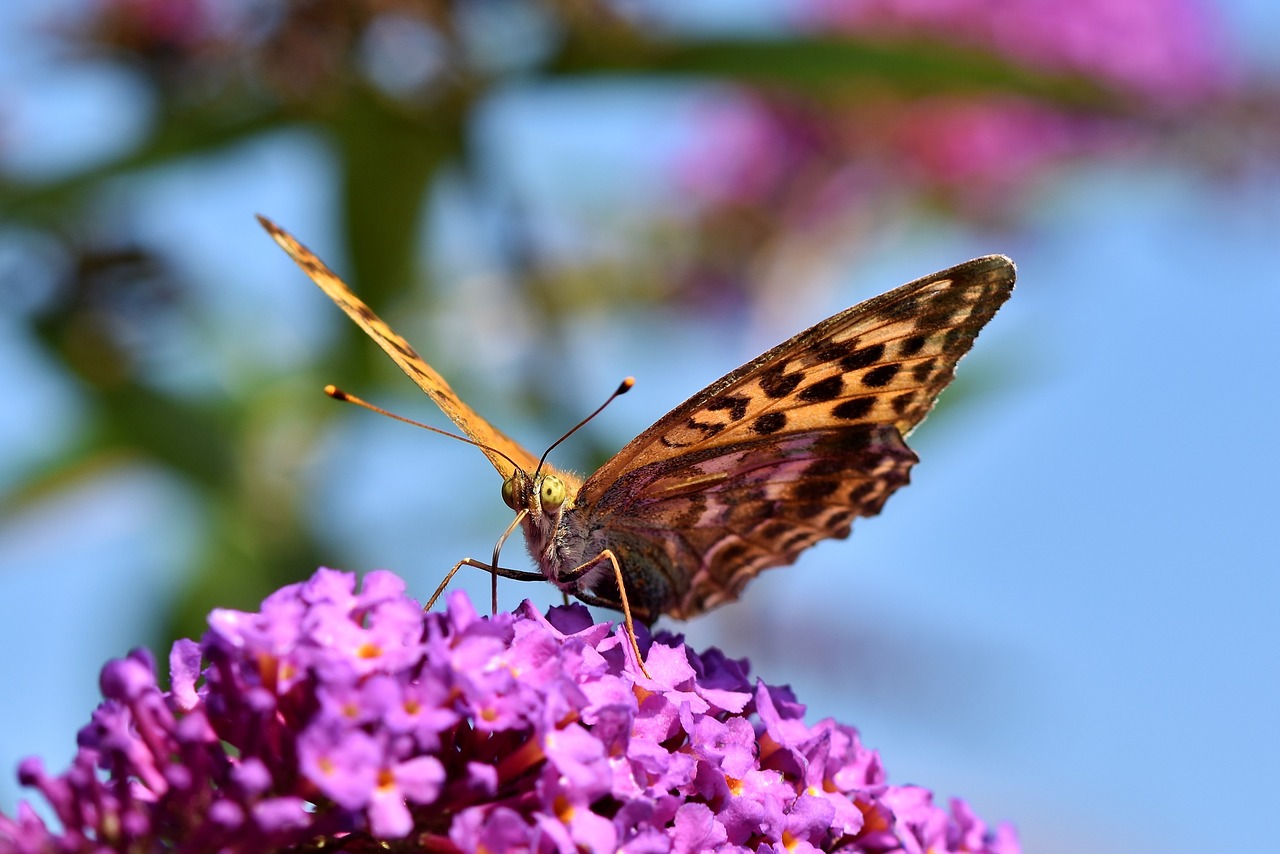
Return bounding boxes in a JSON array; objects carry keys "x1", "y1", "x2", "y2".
[{"x1": 1, "y1": 569, "x2": 1019, "y2": 853}]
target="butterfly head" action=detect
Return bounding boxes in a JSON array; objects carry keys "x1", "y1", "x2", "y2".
[
  {"x1": 501, "y1": 469, "x2": 572, "y2": 520},
  {"x1": 499, "y1": 467, "x2": 584, "y2": 574},
  {"x1": 495, "y1": 376, "x2": 632, "y2": 531}
]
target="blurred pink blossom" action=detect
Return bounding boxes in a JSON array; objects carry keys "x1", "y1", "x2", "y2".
[
  {"x1": 806, "y1": 0, "x2": 1234, "y2": 105},
  {"x1": 888, "y1": 96, "x2": 1120, "y2": 188},
  {"x1": 675, "y1": 96, "x2": 831, "y2": 207},
  {"x1": 676, "y1": 92, "x2": 1118, "y2": 220}
]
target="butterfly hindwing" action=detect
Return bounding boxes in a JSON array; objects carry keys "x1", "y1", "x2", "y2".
[{"x1": 584, "y1": 425, "x2": 918, "y2": 620}]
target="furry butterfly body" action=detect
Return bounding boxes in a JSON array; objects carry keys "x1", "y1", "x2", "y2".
[{"x1": 259, "y1": 216, "x2": 1014, "y2": 623}]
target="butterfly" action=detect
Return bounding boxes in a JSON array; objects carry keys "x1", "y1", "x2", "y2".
[{"x1": 259, "y1": 215, "x2": 1014, "y2": 661}]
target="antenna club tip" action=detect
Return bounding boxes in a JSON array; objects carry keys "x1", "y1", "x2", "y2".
[
  {"x1": 617, "y1": 377, "x2": 636, "y2": 394},
  {"x1": 324, "y1": 385, "x2": 347, "y2": 400}
]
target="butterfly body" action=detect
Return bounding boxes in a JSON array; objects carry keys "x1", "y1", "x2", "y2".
[{"x1": 258, "y1": 215, "x2": 1014, "y2": 625}]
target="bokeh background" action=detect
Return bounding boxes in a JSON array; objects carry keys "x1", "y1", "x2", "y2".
[{"x1": 2, "y1": 1, "x2": 1278, "y2": 851}]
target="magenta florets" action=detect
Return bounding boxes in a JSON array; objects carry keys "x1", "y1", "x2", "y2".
[{"x1": 0, "y1": 568, "x2": 1018, "y2": 852}]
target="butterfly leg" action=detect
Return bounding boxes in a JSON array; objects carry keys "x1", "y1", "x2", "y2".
[
  {"x1": 424, "y1": 509, "x2": 540, "y2": 614},
  {"x1": 423, "y1": 559, "x2": 544, "y2": 611},
  {"x1": 562, "y1": 550, "x2": 650, "y2": 679}
]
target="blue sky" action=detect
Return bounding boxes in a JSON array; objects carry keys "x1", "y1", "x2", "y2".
[{"x1": 1, "y1": 3, "x2": 1278, "y2": 852}]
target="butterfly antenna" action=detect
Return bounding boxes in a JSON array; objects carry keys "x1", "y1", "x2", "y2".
[
  {"x1": 534, "y1": 377, "x2": 634, "y2": 478},
  {"x1": 325, "y1": 385, "x2": 524, "y2": 472}
]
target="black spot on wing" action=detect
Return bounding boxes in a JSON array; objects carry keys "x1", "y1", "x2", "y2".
[
  {"x1": 840, "y1": 343, "x2": 886, "y2": 372},
  {"x1": 862, "y1": 364, "x2": 902, "y2": 388},
  {"x1": 818, "y1": 423, "x2": 911, "y2": 458},
  {"x1": 798, "y1": 376, "x2": 844, "y2": 402},
  {"x1": 752, "y1": 412, "x2": 787, "y2": 435},
  {"x1": 911, "y1": 359, "x2": 936, "y2": 383},
  {"x1": 899, "y1": 334, "x2": 928, "y2": 357},
  {"x1": 913, "y1": 287, "x2": 970, "y2": 331},
  {"x1": 706, "y1": 394, "x2": 750, "y2": 422},
  {"x1": 832, "y1": 398, "x2": 874, "y2": 420},
  {"x1": 759, "y1": 365, "x2": 803, "y2": 399},
  {"x1": 388, "y1": 336, "x2": 419, "y2": 360},
  {"x1": 816, "y1": 341, "x2": 856, "y2": 363},
  {"x1": 686, "y1": 418, "x2": 725, "y2": 438}
]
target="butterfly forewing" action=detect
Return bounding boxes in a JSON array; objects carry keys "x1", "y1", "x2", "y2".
[
  {"x1": 572, "y1": 255, "x2": 1015, "y2": 619},
  {"x1": 258, "y1": 216, "x2": 541, "y2": 479},
  {"x1": 594, "y1": 256, "x2": 1014, "y2": 475}
]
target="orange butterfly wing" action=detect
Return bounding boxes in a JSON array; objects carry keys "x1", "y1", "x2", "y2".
[{"x1": 258, "y1": 216, "x2": 542, "y2": 481}]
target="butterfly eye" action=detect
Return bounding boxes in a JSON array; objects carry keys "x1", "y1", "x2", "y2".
[
  {"x1": 501, "y1": 475, "x2": 521, "y2": 510},
  {"x1": 539, "y1": 475, "x2": 566, "y2": 512}
]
